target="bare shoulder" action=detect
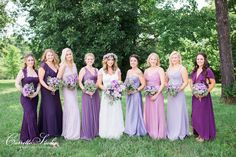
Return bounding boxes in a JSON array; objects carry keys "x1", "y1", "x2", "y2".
[
  {"x1": 158, "y1": 67, "x2": 164, "y2": 73},
  {"x1": 137, "y1": 69, "x2": 143, "y2": 75}
]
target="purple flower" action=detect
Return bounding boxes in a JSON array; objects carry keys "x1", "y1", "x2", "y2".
[
  {"x1": 84, "y1": 79, "x2": 97, "y2": 92},
  {"x1": 166, "y1": 84, "x2": 180, "y2": 97},
  {"x1": 192, "y1": 83, "x2": 208, "y2": 97},
  {"x1": 47, "y1": 76, "x2": 61, "y2": 91},
  {"x1": 144, "y1": 86, "x2": 158, "y2": 96},
  {"x1": 64, "y1": 74, "x2": 78, "y2": 89},
  {"x1": 105, "y1": 80, "x2": 125, "y2": 104},
  {"x1": 22, "y1": 83, "x2": 35, "y2": 97}
]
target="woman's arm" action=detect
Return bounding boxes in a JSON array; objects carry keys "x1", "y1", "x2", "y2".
[
  {"x1": 179, "y1": 66, "x2": 188, "y2": 91},
  {"x1": 98, "y1": 69, "x2": 105, "y2": 90},
  {"x1": 57, "y1": 64, "x2": 66, "y2": 79},
  {"x1": 38, "y1": 67, "x2": 53, "y2": 92},
  {"x1": 78, "y1": 67, "x2": 85, "y2": 91},
  {"x1": 137, "y1": 70, "x2": 145, "y2": 91},
  {"x1": 15, "y1": 70, "x2": 24, "y2": 93}
]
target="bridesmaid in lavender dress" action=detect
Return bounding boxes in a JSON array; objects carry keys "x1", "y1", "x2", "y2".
[
  {"x1": 15, "y1": 54, "x2": 40, "y2": 142},
  {"x1": 57, "y1": 48, "x2": 80, "y2": 140},
  {"x1": 166, "y1": 51, "x2": 189, "y2": 141},
  {"x1": 124, "y1": 54, "x2": 146, "y2": 136},
  {"x1": 38, "y1": 49, "x2": 62, "y2": 138},
  {"x1": 144, "y1": 52, "x2": 166, "y2": 139},
  {"x1": 78, "y1": 53, "x2": 100, "y2": 140},
  {"x1": 190, "y1": 53, "x2": 216, "y2": 142}
]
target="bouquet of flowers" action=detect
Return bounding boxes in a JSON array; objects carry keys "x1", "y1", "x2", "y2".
[
  {"x1": 22, "y1": 83, "x2": 35, "y2": 97},
  {"x1": 192, "y1": 83, "x2": 208, "y2": 100},
  {"x1": 105, "y1": 80, "x2": 125, "y2": 104},
  {"x1": 166, "y1": 84, "x2": 180, "y2": 97},
  {"x1": 124, "y1": 78, "x2": 136, "y2": 92},
  {"x1": 63, "y1": 74, "x2": 78, "y2": 90},
  {"x1": 47, "y1": 76, "x2": 61, "y2": 94},
  {"x1": 84, "y1": 79, "x2": 97, "y2": 93},
  {"x1": 144, "y1": 86, "x2": 159, "y2": 96}
]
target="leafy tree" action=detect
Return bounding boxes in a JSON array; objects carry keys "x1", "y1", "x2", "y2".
[
  {"x1": 0, "y1": 44, "x2": 22, "y2": 79},
  {"x1": 215, "y1": 0, "x2": 235, "y2": 103}
]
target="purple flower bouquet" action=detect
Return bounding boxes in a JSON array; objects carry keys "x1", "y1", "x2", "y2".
[
  {"x1": 144, "y1": 86, "x2": 158, "y2": 96},
  {"x1": 192, "y1": 83, "x2": 208, "y2": 99},
  {"x1": 105, "y1": 80, "x2": 125, "y2": 104},
  {"x1": 124, "y1": 78, "x2": 136, "y2": 92},
  {"x1": 84, "y1": 79, "x2": 97, "y2": 93},
  {"x1": 47, "y1": 76, "x2": 61, "y2": 94},
  {"x1": 166, "y1": 84, "x2": 180, "y2": 97},
  {"x1": 22, "y1": 83, "x2": 35, "y2": 97},
  {"x1": 64, "y1": 74, "x2": 78, "y2": 90}
]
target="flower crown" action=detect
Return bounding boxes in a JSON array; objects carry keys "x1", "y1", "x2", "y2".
[{"x1": 103, "y1": 53, "x2": 118, "y2": 61}]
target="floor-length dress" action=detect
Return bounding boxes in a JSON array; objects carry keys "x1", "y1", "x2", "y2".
[
  {"x1": 38, "y1": 62, "x2": 62, "y2": 138},
  {"x1": 99, "y1": 69, "x2": 124, "y2": 139},
  {"x1": 166, "y1": 67, "x2": 189, "y2": 140},
  {"x1": 80, "y1": 67, "x2": 100, "y2": 140},
  {"x1": 62, "y1": 64, "x2": 80, "y2": 140},
  {"x1": 144, "y1": 70, "x2": 166, "y2": 139},
  {"x1": 191, "y1": 68, "x2": 216, "y2": 140},
  {"x1": 124, "y1": 75, "x2": 147, "y2": 136},
  {"x1": 20, "y1": 68, "x2": 39, "y2": 142}
]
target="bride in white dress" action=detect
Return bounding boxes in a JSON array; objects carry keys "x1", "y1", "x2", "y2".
[{"x1": 98, "y1": 53, "x2": 124, "y2": 139}]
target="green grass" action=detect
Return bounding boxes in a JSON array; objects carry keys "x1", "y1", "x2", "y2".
[{"x1": 0, "y1": 80, "x2": 236, "y2": 157}]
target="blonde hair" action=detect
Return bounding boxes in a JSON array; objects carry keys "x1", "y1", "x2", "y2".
[
  {"x1": 41, "y1": 49, "x2": 59, "y2": 67},
  {"x1": 168, "y1": 51, "x2": 182, "y2": 69},
  {"x1": 60, "y1": 48, "x2": 74, "y2": 65},
  {"x1": 84, "y1": 53, "x2": 95, "y2": 61},
  {"x1": 102, "y1": 53, "x2": 118, "y2": 73},
  {"x1": 146, "y1": 52, "x2": 160, "y2": 67}
]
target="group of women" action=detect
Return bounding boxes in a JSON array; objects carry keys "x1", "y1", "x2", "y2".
[{"x1": 15, "y1": 48, "x2": 216, "y2": 144}]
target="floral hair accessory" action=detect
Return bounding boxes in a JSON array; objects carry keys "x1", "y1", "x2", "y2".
[{"x1": 103, "y1": 53, "x2": 118, "y2": 61}]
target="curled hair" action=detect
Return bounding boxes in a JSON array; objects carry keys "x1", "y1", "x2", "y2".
[
  {"x1": 102, "y1": 53, "x2": 118, "y2": 73},
  {"x1": 193, "y1": 52, "x2": 210, "y2": 73},
  {"x1": 41, "y1": 49, "x2": 59, "y2": 67},
  {"x1": 146, "y1": 52, "x2": 160, "y2": 67},
  {"x1": 129, "y1": 54, "x2": 140, "y2": 64},
  {"x1": 23, "y1": 53, "x2": 36, "y2": 70},
  {"x1": 168, "y1": 51, "x2": 182, "y2": 69}
]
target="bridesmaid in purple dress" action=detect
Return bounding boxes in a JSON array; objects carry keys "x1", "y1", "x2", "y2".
[
  {"x1": 15, "y1": 54, "x2": 40, "y2": 143},
  {"x1": 38, "y1": 49, "x2": 63, "y2": 138},
  {"x1": 166, "y1": 51, "x2": 189, "y2": 140},
  {"x1": 58, "y1": 48, "x2": 80, "y2": 140},
  {"x1": 190, "y1": 53, "x2": 216, "y2": 142},
  {"x1": 144, "y1": 52, "x2": 167, "y2": 139},
  {"x1": 78, "y1": 53, "x2": 100, "y2": 140},
  {"x1": 124, "y1": 54, "x2": 146, "y2": 136}
]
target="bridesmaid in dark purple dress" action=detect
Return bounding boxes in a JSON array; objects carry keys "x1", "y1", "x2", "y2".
[
  {"x1": 38, "y1": 49, "x2": 63, "y2": 138},
  {"x1": 78, "y1": 53, "x2": 100, "y2": 140},
  {"x1": 190, "y1": 53, "x2": 216, "y2": 142},
  {"x1": 15, "y1": 54, "x2": 40, "y2": 143}
]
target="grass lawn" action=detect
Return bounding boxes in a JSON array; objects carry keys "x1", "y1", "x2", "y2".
[{"x1": 0, "y1": 80, "x2": 236, "y2": 157}]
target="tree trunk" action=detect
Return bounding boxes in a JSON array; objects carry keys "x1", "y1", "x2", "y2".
[{"x1": 215, "y1": 0, "x2": 236, "y2": 103}]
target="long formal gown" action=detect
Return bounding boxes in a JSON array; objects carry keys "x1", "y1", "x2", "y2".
[
  {"x1": 124, "y1": 75, "x2": 147, "y2": 136},
  {"x1": 38, "y1": 62, "x2": 63, "y2": 138},
  {"x1": 62, "y1": 64, "x2": 80, "y2": 140},
  {"x1": 99, "y1": 69, "x2": 124, "y2": 139},
  {"x1": 81, "y1": 67, "x2": 100, "y2": 140},
  {"x1": 20, "y1": 68, "x2": 39, "y2": 142},
  {"x1": 166, "y1": 67, "x2": 189, "y2": 140},
  {"x1": 191, "y1": 68, "x2": 216, "y2": 140},
  {"x1": 144, "y1": 70, "x2": 166, "y2": 139}
]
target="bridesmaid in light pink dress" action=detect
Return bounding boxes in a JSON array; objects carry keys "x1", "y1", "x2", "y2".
[
  {"x1": 57, "y1": 48, "x2": 80, "y2": 140},
  {"x1": 144, "y1": 52, "x2": 166, "y2": 139}
]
